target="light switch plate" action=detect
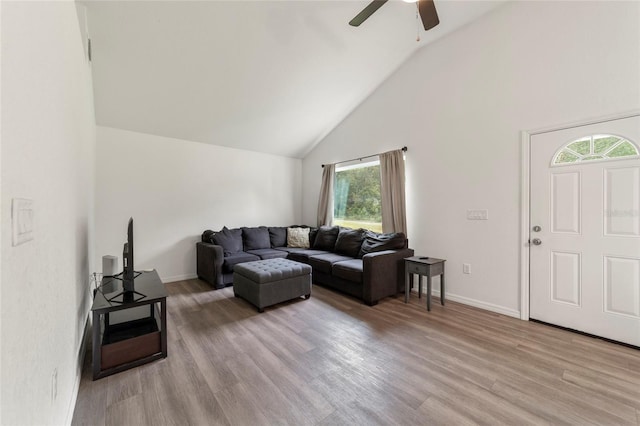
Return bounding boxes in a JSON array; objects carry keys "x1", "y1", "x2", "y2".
[
  {"x1": 467, "y1": 209, "x2": 489, "y2": 220},
  {"x1": 12, "y1": 198, "x2": 34, "y2": 246}
]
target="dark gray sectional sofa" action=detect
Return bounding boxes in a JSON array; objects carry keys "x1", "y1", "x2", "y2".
[{"x1": 196, "y1": 225, "x2": 414, "y2": 306}]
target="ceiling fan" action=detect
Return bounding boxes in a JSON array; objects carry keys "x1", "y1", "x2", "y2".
[{"x1": 349, "y1": 0, "x2": 439, "y2": 31}]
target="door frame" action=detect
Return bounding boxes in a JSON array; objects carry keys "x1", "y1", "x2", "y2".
[{"x1": 519, "y1": 110, "x2": 640, "y2": 321}]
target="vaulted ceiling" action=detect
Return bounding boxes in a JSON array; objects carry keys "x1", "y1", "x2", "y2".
[{"x1": 84, "y1": 0, "x2": 505, "y2": 158}]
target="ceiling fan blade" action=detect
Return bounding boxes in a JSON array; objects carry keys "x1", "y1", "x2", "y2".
[
  {"x1": 349, "y1": 0, "x2": 389, "y2": 27},
  {"x1": 418, "y1": 0, "x2": 440, "y2": 31}
]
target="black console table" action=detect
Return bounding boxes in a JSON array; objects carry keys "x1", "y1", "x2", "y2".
[{"x1": 91, "y1": 270, "x2": 167, "y2": 380}]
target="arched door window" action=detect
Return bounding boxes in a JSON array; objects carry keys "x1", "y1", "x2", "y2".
[{"x1": 552, "y1": 134, "x2": 639, "y2": 166}]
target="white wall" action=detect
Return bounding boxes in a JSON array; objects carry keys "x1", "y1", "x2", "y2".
[
  {"x1": 302, "y1": 1, "x2": 640, "y2": 316},
  {"x1": 1, "y1": 2, "x2": 96, "y2": 424},
  {"x1": 95, "y1": 126, "x2": 302, "y2": 283}
]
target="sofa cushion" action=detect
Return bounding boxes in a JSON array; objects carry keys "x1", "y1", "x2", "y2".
[
  {"x1": 246, "y1": 248, "x2": 289, "y2": 260},
  {"x1": 333, "y1": 259, "x2": 364, "y2": 283},
  {"x1": 287, "y1": 227, "x2": 310, "y2": 248},
  {"x1": 287, "y1": 249, "x2": 331, "y2": 263},
  {"x1": 268, "y1": 227, "x2": 288, "y2": 248},
  {"x1": 242, "y1": 227, "x2": 271, "y2": 250},
  {"x1": 334, "y1": 228, "x2": 365, "y2": 258},
  {"x1": 202, "y1": 229, "x2": 215, "y2": 243},
  {"x1": 308, "y1": 253, "x2": 355, "y2": 274},
  {"x1": 309, "y1": 228, "x2": 318, "y2": 246},
  {"x1": 222, "y1": 251, "x2": 260, "y2": 273},
  {"x1": 273, "y1": 247, "x2": 305, "y2": 254},
  {"x1": 313, "y1": 226, "x2": 340, "y2": 251},
  {"x1": 212, "y1": 227, "x2": 243, "y2": 255},
  {"x1": 359, "y1": 231, "x2": 406, "y2": 258}
]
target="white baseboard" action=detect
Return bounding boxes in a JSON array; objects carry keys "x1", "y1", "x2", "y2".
[
  {"x1": 162, "y1": 273, "x2": 198, "y2": 283},
  {"x1": 412, "y1": 288, "x2": 521, "y2": 319}
]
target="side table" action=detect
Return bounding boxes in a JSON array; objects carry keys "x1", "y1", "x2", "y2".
[
  {"x1": 91, "y1": 270, "x2": 167, "y2": 380},
  {"x1": 404, "y1": 256, "x2": 446, "y2": 311}
]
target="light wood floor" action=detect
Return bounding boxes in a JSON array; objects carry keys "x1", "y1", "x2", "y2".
[{"x1": 72, "y1": 279, "x2": 640, "y2": 426}]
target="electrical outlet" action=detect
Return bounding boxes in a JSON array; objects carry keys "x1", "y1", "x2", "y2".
[
  {"x1": 463, "y1": 263, "x2": 471, "y2": 274},
  {"x1": 12, "y1": 198, "x2": 34, "y2": 246},
  {"x1": 51, "y1": 368, "x2": 58, "y2": 402}
]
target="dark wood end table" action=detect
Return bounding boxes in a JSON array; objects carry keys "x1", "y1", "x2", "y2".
[
  {"x1": 404, "y1": 256, "x2": 446, "y2": 311},
  {"x1": 91, "y1": 270, "x2": 167, "y2": 380}
]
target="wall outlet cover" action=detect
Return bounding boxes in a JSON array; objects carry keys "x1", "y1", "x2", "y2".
[{"x1": 12, "y1": 198, "x2": 34, "y2": 246}]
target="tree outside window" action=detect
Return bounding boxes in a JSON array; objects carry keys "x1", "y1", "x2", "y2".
[{"x1": 333, "y1": 161, "x2": 382, "y2": 232}]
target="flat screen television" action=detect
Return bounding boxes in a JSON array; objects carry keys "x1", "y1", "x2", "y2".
[
  {"x1": 104, "y1": 217, "x2": 144, "y2": 303},
  {"x1": 123, "y1": 217, "x2": 135, "y2": 290}
]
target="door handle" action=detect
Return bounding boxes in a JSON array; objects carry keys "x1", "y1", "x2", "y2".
[{"x1": 531, "y1": 238, "x2": 542, "y2": 246}]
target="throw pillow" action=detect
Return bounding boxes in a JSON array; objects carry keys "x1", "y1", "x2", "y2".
[
  {"x1": 268, "y1": 226, "x2": 288, "y2": 248},
  {"x1": 313, "y1": 225, "x2": 340, "y2": 251},
  {"x1": 358, "y1": 231, "x2": 406, "y2": 258},
  {"x1": 288, "y1": 225, "x2": 318, "y2": 246},
  {"x1": 287, "y1": 227, "x2": 310, "y2": 248},
  {"x1": 242, "y1": 227, "x2": 271, "y2": 250},
  {"x1": 334, "y1": 228, "x2": 366, "y2": 258},
  {"x1": 201, "y1": 229, "x2": 215, "y2": 243},
  {"x1": 309, "y1": 227, "x2": 318, "y2": 246},
  {"x1": 212, "y1": 226, "x2": 243, "y2": 256}
]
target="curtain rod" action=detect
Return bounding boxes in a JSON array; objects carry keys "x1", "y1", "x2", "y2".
[{"x1": 321, "y1": 146, "x2": 407, "y2": 168}]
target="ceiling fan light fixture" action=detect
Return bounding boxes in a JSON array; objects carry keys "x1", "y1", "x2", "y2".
[{"x1": 349, "y1": 0, "x2": 439, "y2": 31}]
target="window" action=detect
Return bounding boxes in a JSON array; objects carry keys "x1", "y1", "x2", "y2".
[
  {"x1": 552, "y1": 134, "x2": 639, "y2": 166},
  {"x1": 333, "y1": 160, "x2": 382, "y2": 232}
]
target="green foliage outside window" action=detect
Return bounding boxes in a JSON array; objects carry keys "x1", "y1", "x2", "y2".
[
  {"x1": 608, "y1": 141, "x2": 638, "y2": 157},
  {"x1": 553, "y1": 135, "x2": 638, "y2": 165},
  {"x1": 334, "y1": 163, "x2": 382, "y2": 232}
]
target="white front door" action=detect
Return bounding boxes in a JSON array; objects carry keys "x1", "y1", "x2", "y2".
[{"x1": 530, "y1": 115, "x2": 640, "y2": 346}]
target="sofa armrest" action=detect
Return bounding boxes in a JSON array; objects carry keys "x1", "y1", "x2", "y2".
[
  {"x1": 362, "y1": 248, "x2": 414, "y2": 305},
  {"x1": 196, "y1": 242, "x2": 225, "y2": 288}
]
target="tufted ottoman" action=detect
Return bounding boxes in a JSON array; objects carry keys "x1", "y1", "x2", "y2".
[{"x1": 233, "y1": 258, "x2": 312, "y2": 312}]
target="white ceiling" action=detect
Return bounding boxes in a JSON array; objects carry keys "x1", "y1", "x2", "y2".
[{"x1": 84, "y1": 0, "x2": 505, "y2": 158}]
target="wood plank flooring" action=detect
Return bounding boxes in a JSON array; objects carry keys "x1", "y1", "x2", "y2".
[{"x1": 72, "y1": 279, "x2": 640, "y2": 425}]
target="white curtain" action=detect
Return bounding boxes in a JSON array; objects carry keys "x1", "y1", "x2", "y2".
[
  {"x1": 317, "y1": 163, "x2": 335, "y2": 227},
  {"x1": 379, "y1": 149, "x2": 407, "y2": 234}
]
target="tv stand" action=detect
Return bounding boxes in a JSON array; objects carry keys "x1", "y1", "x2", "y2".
[{"x1": 91, "y1": 270, "x2": 167, "y2": 380}]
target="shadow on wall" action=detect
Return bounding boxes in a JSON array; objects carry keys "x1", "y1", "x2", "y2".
[{"x1": 75, "y1": 221, "x2": 92, "y2": 350}]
